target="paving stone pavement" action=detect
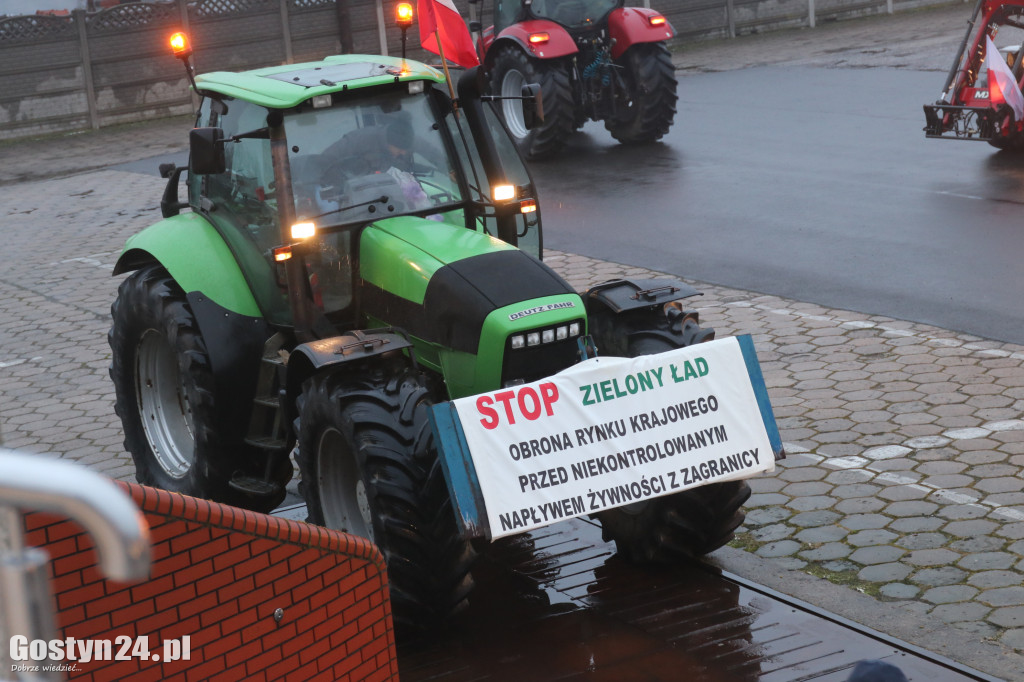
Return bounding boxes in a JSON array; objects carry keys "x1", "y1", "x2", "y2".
[
  {"x1": 546, "y1": 250, "x2": 1024, "y2": 665},
  {"x1": 4, "y1": 4, "x2": 1024, "y2": 678}
]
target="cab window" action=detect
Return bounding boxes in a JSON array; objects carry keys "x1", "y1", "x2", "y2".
[
  {"x1": 441, "y1": 102, "x2": 541, "y2": 257},
  {"x1": 193, "y1": 97, "x2": 290, "y2": 324}
]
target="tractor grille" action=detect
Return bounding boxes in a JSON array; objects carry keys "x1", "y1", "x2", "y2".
[{"x1": 500, "y1": 319, "x2": 585, "y2": 386}]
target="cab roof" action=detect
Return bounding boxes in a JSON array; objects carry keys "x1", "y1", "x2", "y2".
[{"x1": 194, "y1": 54, "x2": 446, "y2": 108}]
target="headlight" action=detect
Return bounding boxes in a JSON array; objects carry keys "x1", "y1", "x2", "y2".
[
  {"x1": 492, "y1": 184, "x2": 516, "y2": 202},
  {"x1": 290, "y1": 221, "x2": 316, "y2": 239}
]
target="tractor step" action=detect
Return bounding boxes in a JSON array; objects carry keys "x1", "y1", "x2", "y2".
[
  {"x1": 244, "y1": 333, "x2": 291, "y2": 459},
  {"x1": 228, "y1": 474, "x2": 281, "y2": 497}
]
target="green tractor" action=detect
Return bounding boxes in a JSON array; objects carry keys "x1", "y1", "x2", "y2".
[{"x1": 108, "y1": 32, "x2": 749, "y2": 628}]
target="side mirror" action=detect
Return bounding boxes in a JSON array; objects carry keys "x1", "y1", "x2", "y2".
[
  {"x1": 521, "y1": 83, "x2": 544, "y2": 130},
  {"x1": 190, "y1": 127, "x2": 226, "y2": 175}
]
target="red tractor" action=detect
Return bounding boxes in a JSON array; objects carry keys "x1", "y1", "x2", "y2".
[
  {"x1": 470, "y1": 0, "x2": 678, "y2": 158},
  {"x1": 924, "y1": 0, "x2": 1024, "y2": 149}
]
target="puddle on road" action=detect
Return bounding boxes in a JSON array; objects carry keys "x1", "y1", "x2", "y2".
[{"x1": 397, "y1": 519, "x2": 974, "y2": 681}]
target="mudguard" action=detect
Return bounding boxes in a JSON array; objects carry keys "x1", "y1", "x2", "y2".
[
  {"x1": 112, "y1": 212, "x2": 262, "y2": 318},
  {"x1": 607, "y1": 7, "x2": 675, "y2": 60},
  {"x1": 111, "y1": 213, "x2": 272, "y2": 462},
  {"x1": 583, "y1": 278, "x2": 700, "y2": 314},
  {"x1": 285, "y1": 331, "x2": 416, "y2": 420},
  {"x1": 488, "y1": 20, "x2": 578, "y2": 63},
  {"x1": 585, "y1": 278, "x2": 714, "y2": 355}
]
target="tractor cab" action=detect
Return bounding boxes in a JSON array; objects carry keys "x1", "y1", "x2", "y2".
[{"x1": 176, "y1": 56, "x2": 542, "y2": 332}]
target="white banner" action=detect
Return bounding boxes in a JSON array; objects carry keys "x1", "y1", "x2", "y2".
[{"x1": 449, "y1": 336, "x2": 777, "y2": 539}]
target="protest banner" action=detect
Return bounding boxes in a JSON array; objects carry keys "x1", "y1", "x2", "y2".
[{"x1": 430, "y1": 334, "x2": 782, "y2": 540}]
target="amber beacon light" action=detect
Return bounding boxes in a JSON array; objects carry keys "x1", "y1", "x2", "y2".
[
  {"x1": 169, "y1": 31, "x2": 191, "y2": 59},
  {"x1": 396, "y1": 3, "x2": 414, "y2": 61},
  {"x1": 396, "y1": 2, "x2": 414, "y2": 28}
]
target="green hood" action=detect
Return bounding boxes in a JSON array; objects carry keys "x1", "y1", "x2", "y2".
[{"x1": 359, "y1": 217, "x2": 577, "y2": 354}]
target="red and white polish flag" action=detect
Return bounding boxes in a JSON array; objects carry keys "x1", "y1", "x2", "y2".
[
  {"x1": 985, "y1": 36, "x2": 1024, "y2": 120},
  {"x1": 418, "y1": 0, "x2": 480, "y2": 68}
]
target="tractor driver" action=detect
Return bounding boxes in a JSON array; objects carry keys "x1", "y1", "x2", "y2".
[
  {"x1": 381, "y1": 121, "x2": 444, "y2": 216},
  {"x1": 384, "y1": 120, "x2": 416, "y2": 172},
  {"x1": 304, "y1": 111, "x2": 455, "y2": 219},
  {"x1": 321, "y1": 117, "x2": 440, "y2": 177}
]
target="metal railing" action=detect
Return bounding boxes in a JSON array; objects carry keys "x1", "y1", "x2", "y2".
[{"x1": 0, "y1": 449, "x2": 150, "y2": 681}]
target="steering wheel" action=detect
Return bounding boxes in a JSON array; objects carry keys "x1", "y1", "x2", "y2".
[{"x1": 416, "y1": 177, "x2": 456, "y2": 204}]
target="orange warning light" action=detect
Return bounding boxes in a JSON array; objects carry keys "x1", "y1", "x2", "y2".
[
  {"x1": 170, "y1": 32, "x2": 191, "y2": 59},
  {"x1": 396, "y1": 3, "x2": 414, "y2": 29}
]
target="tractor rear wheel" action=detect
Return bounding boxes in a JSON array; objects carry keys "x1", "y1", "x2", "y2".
[
  {"x1": 588, "y1": 305, "x2": 751, "y2": 562},
  {"x1": 491, "y1": 45, "x2": 576, "y2": 160},
  {"x1": 987, "y1": 136, "x2": 1024, "y2": 150},
  {"x1": 297, "y1": 366, "x2": 476, "y2": 630},
  {"x1": 109, "y1": 265, "x2": 243, "y2": 504},
  {"x1": 604, "y1": 42, "x2": 678, "y2": 144}
]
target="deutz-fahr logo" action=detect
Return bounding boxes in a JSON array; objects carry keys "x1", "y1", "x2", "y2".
[{"x1": 508, "y1": 301, "x2": 576, "y2": 321}]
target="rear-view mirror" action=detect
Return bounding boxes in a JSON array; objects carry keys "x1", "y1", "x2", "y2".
[
  {"x1": 190, "y1": 127, "x2": 226, "y2": 175},
  {"x1": 521, "y1": 83, "x2": 544, "y2": 130}
]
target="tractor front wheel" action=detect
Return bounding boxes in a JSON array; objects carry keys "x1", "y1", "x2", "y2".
[
  {"x1": 605, "y1": 42, "x2": 678, "y2": 144},
  {"x1": 491, "y1": 45, "x2": 576, "y2": 160},
  {"x1": 588, "y1": 306, "x2": 751, "y2": 562},
  {"x1": 109, "y1": 265, "x2": 233, "y2": 502},
  {"x1": 297, "y1": 367, "x2": 476, "y2": 630}
]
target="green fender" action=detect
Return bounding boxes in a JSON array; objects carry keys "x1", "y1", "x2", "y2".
[{"x1": 113, "y1": 212, "x2": 262, "y2": 318}]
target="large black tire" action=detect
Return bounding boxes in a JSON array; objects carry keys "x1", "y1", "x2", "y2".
[
  {"x1": 490, "y1": 45, "x2": 576, "y2": 160},
  {"x1": 987, "y1": 136, "x2": 1024, "y2": 150},
  {"x1": 297, "y1": 366, "x2": 476, "y2": 630},
  {"x1": 588, "y1": 304, "x2": 751, "y2": 562},
  {"x1": 986, "y1": 104, "x2": 1023, "y2": 150},
  {"x1": 604, "y1": 42, "x2": 678, "y2": 144},
  {"x1": 109, "y1": 265, "x2": 289, "y2": 511}
]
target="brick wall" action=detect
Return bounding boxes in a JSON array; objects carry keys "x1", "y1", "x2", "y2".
[{"x1": 21, "y1": 482, "x2": 399, "y2": 681}]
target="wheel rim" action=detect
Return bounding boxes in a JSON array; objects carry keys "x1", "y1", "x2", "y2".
[
  {"x1": 317, "y1": 428, "x2": 375, "y2": 541},
  {"x1": 500, "y1": 68, "x2": 529, "y2": 140},
  {"x1": 136, "y1": 329, "x2": 195, "y2": 478}
]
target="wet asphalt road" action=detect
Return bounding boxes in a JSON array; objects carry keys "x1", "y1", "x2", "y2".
[{"x1": 532, "y1": 66, "x2": 1024, "y2": 346}]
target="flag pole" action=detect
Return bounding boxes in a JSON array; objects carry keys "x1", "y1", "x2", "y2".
[{"x1": 434, "y1": 29, "x2": 457, "y2": 102}]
